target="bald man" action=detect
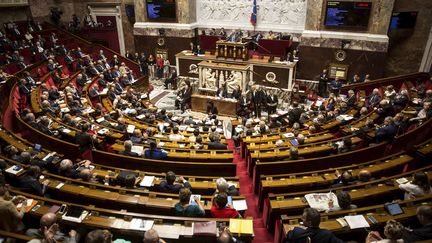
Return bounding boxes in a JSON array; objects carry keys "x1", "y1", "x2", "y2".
[
  {"x1": 404, "y1": 205, "x2": 432, "y2": 242},
  {"x1": 357, "y1": 170, "x2": 373, "y2": 183},
  {"x1": 143, "y1": 229, "x2": 166, "y2": 243},
  {"x1": 26, "y1": 212, "x2": 77, "y2": 242}
]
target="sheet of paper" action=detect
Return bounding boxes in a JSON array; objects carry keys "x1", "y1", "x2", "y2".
[
  {"x1": 17, "y1": 199, "x2": 33, "y2": 209},
  {"x1": 233, "y1": 200, "x2": 248, "y2": 211},
  {"x1": 127, "y1": 125, "x2": 135, "y2": 134},
  {"x1": 152, "y1": 225, "x2": 181, "y2": 239},
  {"x1": 344, "y1": 215, "x2": 370, "y2": 229},
  {"x1": 131, "y1": 146, "x2": 144, "y2": 155},
  {"x1": 139, "y1": 176, "x2": 155, "y2": 187}
]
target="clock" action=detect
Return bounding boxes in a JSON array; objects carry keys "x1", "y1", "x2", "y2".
[
  {"x1": 335, "y1": 49, "x2": 347, "y2": 62},
  {"x1": 157, "y1": 37, "x2": 165, "y2": 46}
]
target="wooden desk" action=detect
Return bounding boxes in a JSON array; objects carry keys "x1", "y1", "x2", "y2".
[
  {"x1": 276, "y1": 195, "x2": 432, "y2": 243},
  {"x1": 191, "y1": 94, "x2": 238, "y2": 116},
  {"x1": 264, "y1": 166, "x2": 432, "y2": 232}
]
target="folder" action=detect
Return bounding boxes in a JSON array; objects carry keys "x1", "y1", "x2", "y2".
[{"x1": 229, "y1": 218, "x2": 253, "y2": 236}]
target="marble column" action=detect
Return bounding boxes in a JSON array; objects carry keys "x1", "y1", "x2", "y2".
[{"x1": 304, "y1": 0, "x2": 324, "y2": 31}]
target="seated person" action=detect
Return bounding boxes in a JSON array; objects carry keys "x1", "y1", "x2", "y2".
[
  {"x1": 57, "y1": 159, "x2": 86, "y2": 179},
  {"x1": 211, "y1": 192, "x2": 240, "y2": 218},
  {"x1": 157, "y1": 171, "x2": 191, "y2": 194},
  {"x1": 399, "y1": 172, "x2": 431, "y2": 200},
  {"x1": 357, "y1": 169, "x2": 373, "y2": 183},
  {"x1": 285, "y1": 208, "x2": 344, "y2": 243},
  {"x1": 190, "y1": 136, "x2": 204, "y2": 150},
  {"x1": 330, "y1": 170, "x2": 355, "y2": 188},
  {"x1": 366, "y1": 220, "x2": 404, "y2": 243},
  {"x1": 168, "y1": 126, "x2": 185, "y2": 142},
  {"x1": 288, "y1": 147, "x2": 302, "y2": 160},
  {"x1": 78, "y1": 169, "x2": 98, "y2": 183},
  {"x1": 208, "y1": 134, "x2": 227, "y2": 150},
  {"x1": 118, "y1": 140, "x2": 140, "y2": 157},
  {"x1": 0, "y1": 184, "x2": 27, "y2": 232},
  {"x1": 403, "y1": 205, "x2": 432, "y2": 242},
  {"x1": 328, "y1": 191, "x2": 357, "y2": 211},
  {"x1": 130, "y1": 129, "x2": 143, "y2": 144},
  {"x1": 215, "y1": 177, "x2": 239, "y2": 196},
  {"x1": 144, "y1": 140, "x2": 168, "y2": 160},
  {"x1": 26, "y1": 212, "x2": 78, "y2": 242},
  {"x1": 174, "y1": 188, "x2": 205, "y2": 217},
  {"x1": 18, "y1": 165, "x2": 49, "y2": 196}
]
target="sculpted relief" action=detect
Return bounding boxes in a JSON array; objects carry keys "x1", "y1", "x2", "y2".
[{"x1": 197, "y1": 0, "x2": 306, "y2": 28}]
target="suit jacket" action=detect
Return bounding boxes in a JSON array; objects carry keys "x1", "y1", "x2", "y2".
[
  {"x1": 181, "y1": 87, "x2": 192, "y2": 103},
  {"x1": 251, "y1": 90, "x2": 265, "y2": 105},
  {"x1": 285, "y1": 226, "x2": 345, "y2": 243},
  {"x1": 114, "y1": 83, "x2": 124, "y2": 94},
  {"x1": 288, "y1": 107, "x2": 303, "y2": 125},
  {"x1": 158, "y1": 181, "x2": 192, "y2": 194},
  {"x1": 119, "y1": 150, "x2": 140, "y2": 157},
  {"x1": 19, "y1": 84, "x2": 31, "y2": 95},
  {"x1": 75, "y1": 131, "x2": 93, "y2": 153},
  {"x1": 376, "y1": 124, "x2": 397, "y2": 143},
  {"x1": 367, "y1": 94, "x2": 381, "y2": 107},
  {"x1": 267, "y1": 95, "x2": 278, "y2": 106},
  {"x1": 208, "y1": 141, "x2": 228, "y2": 150},
  {"x1": 18, "y1": 175, "x2": 46, "y2": 196},
  {"x1": 346, "y1": 95, "x2": 356, "y2": 107},
  {"x1": 76, "y1": 78, "x2": 86, "y2": 87},
  {"x1": 231, "y1": 89, "x2": 241, "y2": 100},
  {"x1": 403, "y1": 224, "x2": 432, "y2": 243}
]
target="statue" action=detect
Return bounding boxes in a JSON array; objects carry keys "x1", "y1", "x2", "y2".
[
  {"x1": 226, "y1": 70, "x2": 242, "y2": 93},
  {"x1": 203, "y1": 68, "x2": 217, "y2": 90}
]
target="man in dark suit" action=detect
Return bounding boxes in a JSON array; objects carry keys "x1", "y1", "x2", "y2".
[
  {"x1": 175, "y1": 83, "x2": 192, "y2": 112},
  {"x1": 266, "y1": 91, "x2": 278, "y2": 114},
  {"x1": 18, "y1": 165, "x2": 49, "y2": 196},
  {"x1": 157, "y1": 171, "x2": 192, "y2": 194},
  {"x1": 375, "y1": 116, "x2": 397, "y2": 143},
  {"x1": 118, "y1": 140, "x2": 140, "y2": 157},
  {"x1": 346, "y1": 90, "x2": 357, "y2": 107},
  {"x1": 403, "y1": 205, "x2": 432, "y2": 242},
  {"x1": 18, "y1": 79, "x2": 31, "y2": 97},
  {"x1": 110, "y1": 55, "x2": 120, "y2": 67},
  {"x1": 48, "y1": 87, "x2": 60, "y2": 101},
  {"x1": 251, "y1": 85, "x2": 265, "y2": 118},
  {"x1": 318, "y1": 69, "x2": 329, "y2": 97},
  {"x1": 75, "y1": 73, "x2": 86, "y2": 89},
  {"x1": 237, "y1": 92, "x2": 251, "y2": 118},
  {"x1": 285, "y1": 208, "x2": 344, "y2": 243},
  {"x1": 288, "y1": 102, "x2": 302, "y2": 126},
  {"x1": 208, "y1": 134, "x2": 227, "y2": 150},
  {"x1": 367, "y1": 88, "x2": 381, "y2": 108},
  {"x1": 329, "y1": 77, "x2": 342, "y2": 96}
]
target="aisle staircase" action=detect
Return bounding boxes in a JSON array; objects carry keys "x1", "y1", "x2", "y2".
[{"x1": 227, "y1": 140, "x2": 274, "y2": 243}]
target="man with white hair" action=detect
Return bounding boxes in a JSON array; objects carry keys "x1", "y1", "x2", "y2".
[
  {"x1": 367, "y1": 88, "x2": 381, "y2": 108},
  {"x1": 215, "y1": 178, "x2": 239, "y2": 196}
]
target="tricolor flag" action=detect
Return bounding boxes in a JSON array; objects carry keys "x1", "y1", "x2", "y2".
[{"x1": 250, "y1": 0, "x2": 257, "y2": 27}]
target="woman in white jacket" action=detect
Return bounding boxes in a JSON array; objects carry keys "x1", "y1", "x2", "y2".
[{"x1": 399, "y1": 172, "x2": 431, "y2": 200}]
